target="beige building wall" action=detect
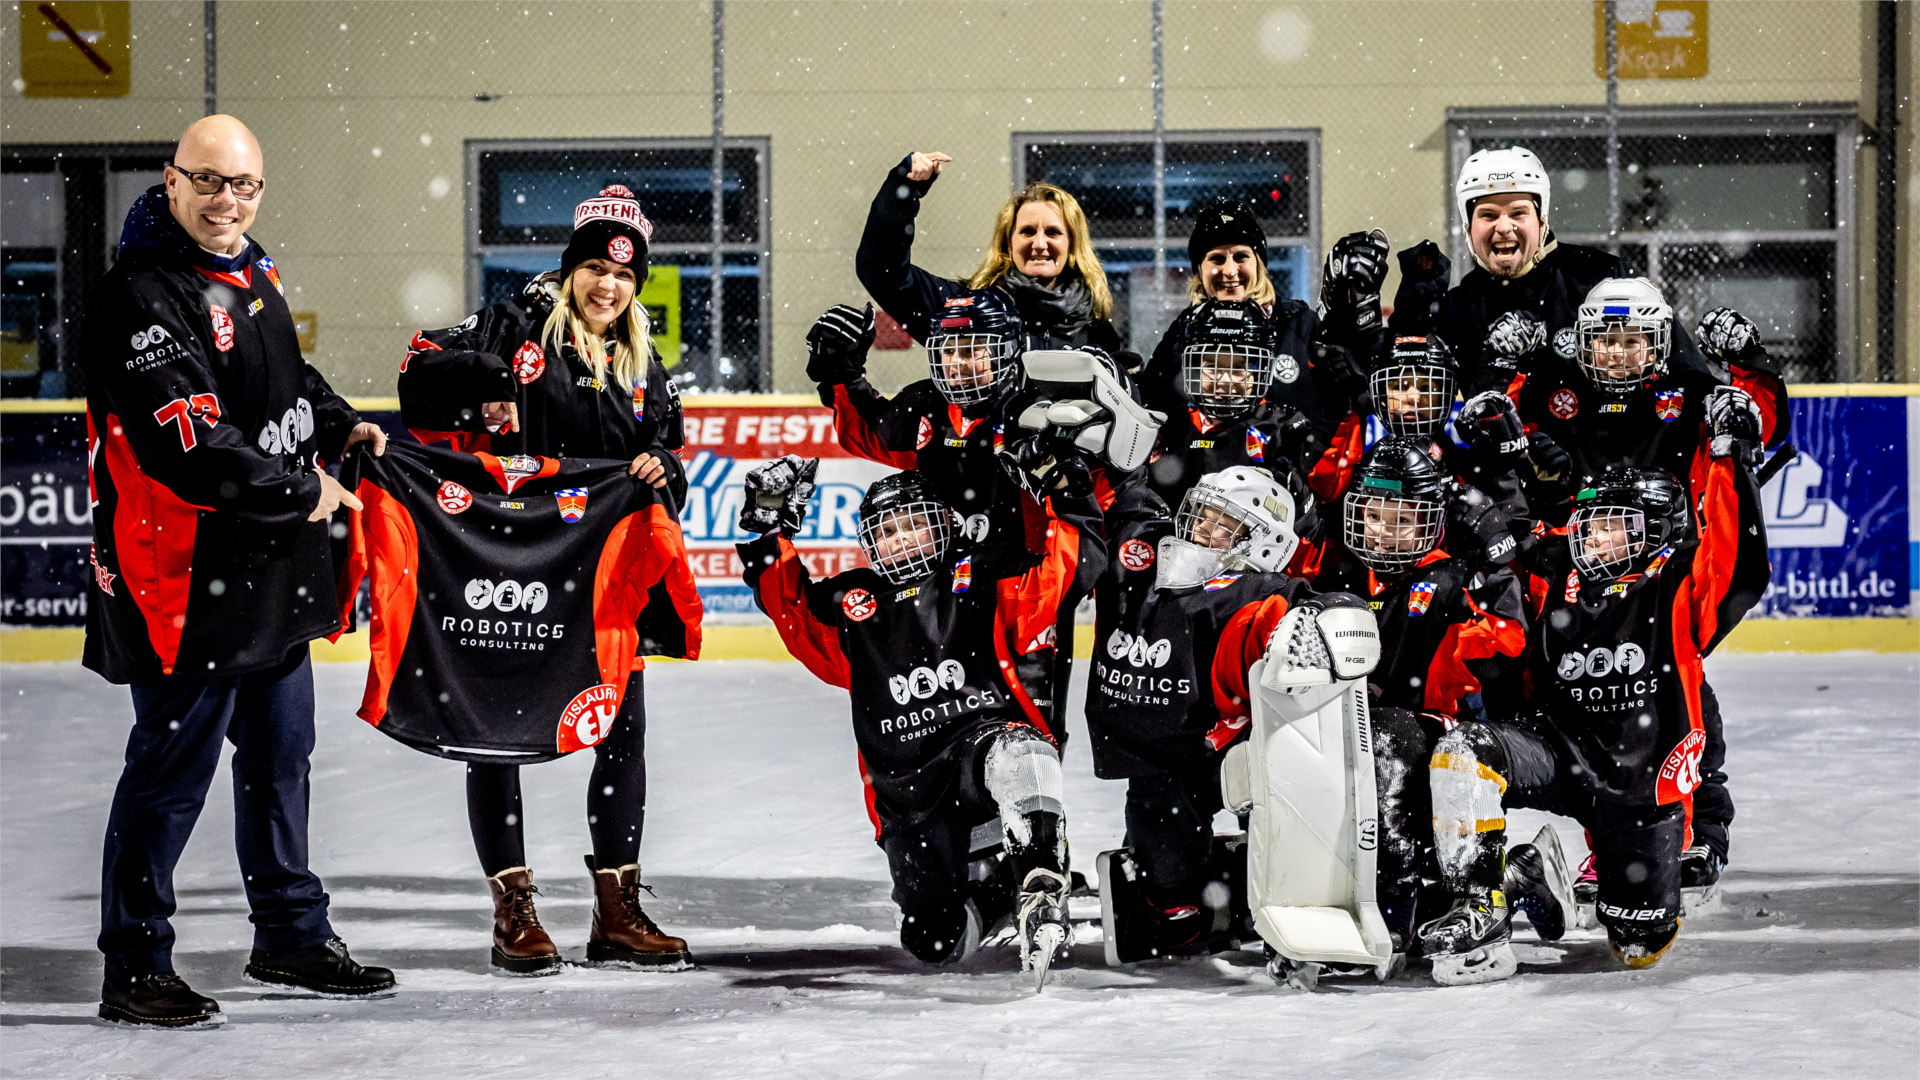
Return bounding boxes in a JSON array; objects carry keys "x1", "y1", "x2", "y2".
[{"x1": 2, "y1": 1, "x2": 1890, "y2": 394}]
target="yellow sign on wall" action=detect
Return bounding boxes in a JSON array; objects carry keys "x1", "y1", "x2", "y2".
[
  {"x1": 18, "y1": 1, "x2": 130, "y2": 97},
  {"x1": 641, "y1": 265, "x2": 683, "y2": 370},
  {"x1": 1594, "y1": 0, "x2": 1708, "y2": 80}
]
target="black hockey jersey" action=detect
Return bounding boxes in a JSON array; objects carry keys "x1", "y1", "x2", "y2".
[
  {"x1": 1517, "y1": 363, "x2": 1724, "y2": 523},
  {"x1": 1143, "y1": 401, "x2": 1320, "y2": 523},
  {"x1": 336, "y1": 440, "x2": 702, "y2": 763}
]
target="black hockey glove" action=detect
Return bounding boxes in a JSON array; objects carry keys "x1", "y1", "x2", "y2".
[
  {"x1": 1321, "y1": 229, "x2": 1391, "y2": 328},
  {"x1": 1706, "y1": 385, "x2": 1764, "y2": 465},
  {"x1": 1484, "y1": 310, "x2": 1547, "y2": 374},
  {"x1": 1393, "y1": 241, "x2": 1452, "y2": 327},
  {"x1": 1455, "y1": 390, "x2": 1527, "y2": 457},
  {"x1": 1525, "y1": 431, "x2": 1572, "y2": 483},
  {"x1": 1445, "y1": 479, "x2": 1519, "y2": 568},
  {"x1": 1312, "y1": 341, "x2": 1372, "y2": 414},
  {"x1": 1696, "y1": 307, "x2": 1765, "y2": 365},
  {"x1": 739, "y1": 455, "x2": 819, "y2": 536},
  {"x1": 805, "y1": 303, "x2": 876, "y2": 387}
]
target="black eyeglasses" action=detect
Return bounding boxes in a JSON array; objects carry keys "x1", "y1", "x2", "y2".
[{"x1": 169, "y1": 163, "x2": 264, "y2": 200}]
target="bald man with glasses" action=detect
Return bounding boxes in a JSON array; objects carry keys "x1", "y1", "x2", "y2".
[{"x1": 83, "y1": 114, "x2": 394, "y2": 1027}]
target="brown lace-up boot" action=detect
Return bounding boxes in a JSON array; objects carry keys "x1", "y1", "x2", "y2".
[
  {"x1": 488, "y1": 868, "x2": 563, "y2": 976},
  {"x1": 584, "y1": 856, "x2": 692, "y2": 969}
]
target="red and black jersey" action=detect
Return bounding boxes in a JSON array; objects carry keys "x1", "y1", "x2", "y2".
[
  {"x1": 1522, "y1": 457, "x2": 1767, "y2": 816},
  {"x1": 1315, "y1": 549, "x2": 1529, "y2": 721},
  {"x1": 81, "y1": 187, "x2": 361, "y2": 683},
  {"x1": 1144, "y1": 401, "x2": 1320, "y2": 521},
  {"x1": 336, "y1": 440, "x2": 702, "y2": 763},
  {"x1": 397, "y1": 274, "x2": 687, "y2": 504},
  {"x1": 739, "y1": 489, "x2": 1105, "y2": 838},
  {"x1": 1517, "y1": 364, "x2": 1724, "y2": 523}
]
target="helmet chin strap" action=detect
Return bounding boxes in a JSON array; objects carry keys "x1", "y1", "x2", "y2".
[
  {"x1": 1475, "y1": 233, "x2": 1558, "y2": 280},
  {"x1": 1153, "y1": 537, "x2": 1226, "y2": 591}
]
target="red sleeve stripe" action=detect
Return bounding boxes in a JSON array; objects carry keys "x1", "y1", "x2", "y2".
[
  {"x1": 831, "y1": 384, "x2": 917, "y2": 470},
  {"x1": 100, "y1": 412, "x2": 202, "y2": 675},
  {"x1": 754, "y1": 536, "x2": 852, "y2": 687}
]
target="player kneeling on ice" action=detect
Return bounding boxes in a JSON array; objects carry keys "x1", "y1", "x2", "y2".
[
  {"x1": 1423, "y1": 454, "x2": 1768, "y2": 983},
  {"x1": 1086, "y1": 466, "x2": 1326, "y2": 964},
  {"x1": 737, "y1": 458, "x2": 1105, "y2": 986}
]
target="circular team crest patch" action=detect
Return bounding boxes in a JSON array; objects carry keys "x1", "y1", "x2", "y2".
[
  {"x1": 916, "y1": 416, "x2": 934, "y2": 450},
  {"x1": 1548, "y1": 387, "x2": 1580, "y2": 420},
  {"x1": 842, "y1": 588, "x2": 877, "y2": 622},
  {"x1": 437, "y1": 481, "x2": 473, "y2": 514},
  {"x1": 557, "y1": 683, "x2": 621, "y2": 753},
  {"x1": 1553, "y1": 326, "x2": 1579, "y2": 361},
  {"x1": 1118, "y1": 538, "x2": 1156, "y2": 571},
  {"x1": 607, "y1": 236, "x2": 635, "y2": 264},
  {"x1": 1272, "y1": 353, "x2": 1300, "y2": 384},
  {"x1": 512, "y1": 341, "x2": 546, "y2": 384}
]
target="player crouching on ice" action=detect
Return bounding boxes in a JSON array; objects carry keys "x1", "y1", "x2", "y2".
[
  {"x1": 737, "y1": 458, "x2": 1105, "y2": 987},
  {"x1": 1421, "y1": 450, "x2": 1768, "y2": 983}
]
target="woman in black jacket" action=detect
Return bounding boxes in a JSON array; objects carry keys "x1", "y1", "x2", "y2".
[{"x1": 397, "y1": 185, "x2": 692, "y2": 976}]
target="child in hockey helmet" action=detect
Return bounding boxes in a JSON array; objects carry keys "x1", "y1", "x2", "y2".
[
  {"x1": 1179, "y1": 299, "x2": 1277, "y2": 420},
  {"x1": 1157, "y1": 466, "x2": 1300, "y2": 589},
  {"x1": 1566, "y1": 466, "x2": 1691, "y2": 582},
  {"x1": 1343, "y1": 436, "x2": 1448, "y2": 575},
  {"x1": 1370, "y1": 335, "x2": 1460, "y2": 438},
  {"x1": 1576, "y1": 277, "x2": 1673, "y2": 393},
  {"x1": 926, "y1": 287, "x2": 1025, "y2": 405},
  {"x1": 856, "y1": 471, "x2": 957, "y2": 584}
]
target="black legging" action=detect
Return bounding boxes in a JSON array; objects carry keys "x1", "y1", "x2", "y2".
[{"x1": 466, "y1": 671, "x2": 648, "y2": 877}]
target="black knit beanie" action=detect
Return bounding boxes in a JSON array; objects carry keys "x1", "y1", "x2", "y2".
[
  {"x1": 561, "y1": 185, "x2": 653, "y2": 278},
  {"x1": 1187, "y1": 197, "x2": 1268, "y2": 272}
]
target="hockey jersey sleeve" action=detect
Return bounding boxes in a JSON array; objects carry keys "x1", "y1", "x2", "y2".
[
  {"x1": 1205, "y1": 590, "x2": 1303, "y2": 750},
  {"x1": 1421, "y1": 567, "x2": 1529, "y2": 718},
  {"x1": 854, "y1": 155, "x2": 964, "y2": 344},
  {"x1": 739, "y1": 532, "x2": 852, "y2": 688},
  {"x1": 991, "y1": 479, "x2": 1109, "y2": 656},
  {"x1": 397, "y1": 302, "x2": 526, "y2": 440},
  {"x1": 90, "y1": 273, "x2": 327, "y2": 523},
  {"x1": 1683, "y1": 455, "x2": 1769, "y2": 656},
  {"x1": 826, "y1": 378, "x2": 919, "y2": 470}
]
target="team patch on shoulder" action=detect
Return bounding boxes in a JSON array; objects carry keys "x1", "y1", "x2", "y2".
[
  {"x1": 1654, "y1": 389, "x2": 1684, "y2": 421},
  {"x1": 1563, "y1": 569, "x2": 1580, "y2": 602},
  {"x1": 1244, "y1": 426, "x2": 1269, "y2": 462},
  {"x1": 1118, "y1": 537, "x2": 1156, "y2": 572},
  {"x1": 555, "y1": 487, "x2": 588, "y2": 522},
  {"x1": 842, "y1": 588, "x2": 877, "y2": 622},
  {"x1": 1407, "y1": 581, "x2": 1436, "y2": 616},
  {"x1": 916, "y1": 415, "x2": 934, "y2": 450},
  {"x1": 1548, "y1": 387, "x2": 1579, "y2": 420},
  {"x1": 437, "y1": 481, "x2": 473, "y2": 514},
  {"x1": 1203, "y1": 574, "x2": 1240, "y2": 591},
  {"x1": 951, "y1": 556, "x2": 972, "y2": 594},
  {"x1": 513, "y1": 341, "x2": 546, "y2": 384}
]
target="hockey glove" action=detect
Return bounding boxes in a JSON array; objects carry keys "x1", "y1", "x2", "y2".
[
  {"x1": 1706, "y1": 384, "x2": 1763, "y2": 464},
  {"x1": 739, "y1": 454, "x2": 819, "y2": 536},
  {"x1": 1321, "y1": 229, "x2": 1391, "y2": 328},
  {"x1": 1259, "y1": 592, "x2": 1380, "y2": 692},
  {"x1": 1445, "y1": 479, "x2": 1519, "y2": 568},
  {"x1": 805, "y1": 303, "x2": 876, "y2": 387},
  {"x1": 1484, "y1": 310, "x2": 1547, "y2": 373},
  {"x1": 1455, "y1": 390, "x2": 1527, "y2": 457},
  {"x1": 1312, "y1": 341, "x2": 1372, "y2": 414},
  {"x1": 1526, "y1": 430, "x2": 1572, "y2": 483},
  {"x1": 1393, "y1": 241, "x2": 1453, "y2": 327},
  {"x1": 1696, "y1": 307, "x2": 1763, "y2": 365}
]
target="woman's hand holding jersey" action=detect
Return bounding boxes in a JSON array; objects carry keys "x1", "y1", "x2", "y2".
[{"x1": 739, "y1": 455, "x2": 820, "y2": 537}]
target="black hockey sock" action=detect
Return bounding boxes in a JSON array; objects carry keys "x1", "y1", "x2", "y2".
[
  {"x1": 466, "y1": 763, "x2": 526, "y2": 876},
  {"x1": 1008, "y1": 810, "x2": 1064, "y2": 884}
]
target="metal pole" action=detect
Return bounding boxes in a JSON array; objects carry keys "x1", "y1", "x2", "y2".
[
  {"x1": 1151, "y1": 0, "x2": 1167, "y2": 306},
  {"x1": 1875, "y1": 0, "x2": 1898, "y2": 381},
  {"x1": 203, "y1": 0, "x2": 217, "y2": 116},
  {"x1": 1604, "y1": 0, "x2": 1620, "y2": 254},
  {"x1": 709, "y1": 0, "x2": 725, "y2": 387}
]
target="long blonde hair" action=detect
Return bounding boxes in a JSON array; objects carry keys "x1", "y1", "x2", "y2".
[
  {"x1": 542, "y1": 268, "x2": 652, "y2": 392},
  {"x1": 1187, "y1": 251, "x2": 1278, "y2": 307},
  {"x1": 967, "y1": 183, "x2": 1113, "y2": 321}
]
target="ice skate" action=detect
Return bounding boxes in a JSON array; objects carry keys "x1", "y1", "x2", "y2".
[
  {"x1": 1609, "y1": 920, "x2": 1681, "y2": 969},
  {"x1": 1680, "y1": 845, "x2": 1724, "y2": 914},
  {"x1": 1418, "y1": 889, "x2": 1515, "y2": 986},
  {"x1": 98, "y1": 973, "x2": 225, "y2": 1029},
  {"x1": 1017, "y1": 867, "x2": 1071, "y2": 990},
  {"x1": 584, "y1": 857, "x2": 693, "y2": 971},
  {"x1": 1503, "y1": 827, "x2": 1573, "y2": 942}
]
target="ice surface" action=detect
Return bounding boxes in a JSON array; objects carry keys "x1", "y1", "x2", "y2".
[{"x1": 3, "y1": 654, "x2": 1915, "y2": 1078}]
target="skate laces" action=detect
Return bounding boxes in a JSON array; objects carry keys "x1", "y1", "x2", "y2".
[
  {"x1": 1017, "y1": 868, "x2": 1069, "y2": 926},
  {"x1": 1577, "y1": 852, "x2": 1598, "y2": 884}
]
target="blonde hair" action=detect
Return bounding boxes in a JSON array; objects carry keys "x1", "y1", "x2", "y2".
[
  {"x1": 1187, "y1": 248, "x2": 1278, "y2": 307},
  {"x1": 967, "y1": 184, "x2": 1113, "y2": 321},
  {"x1": 542, "y1": 268, "x2": 652, "y2": 393}
]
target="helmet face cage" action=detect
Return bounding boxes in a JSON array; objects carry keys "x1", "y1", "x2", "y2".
[
  {"x1": 858, "y1": 500, "x2": 954, "y2": 583},
  {"x1": 1343, "y1": 490, "x2": 1444, "y2": 574},
  {"x1": 1175, "y1": 484, "x2": 1257, "y2": 554},
  {"x1": 1369, "y1": 364, "x2": 1457, "y2": 436},
  {"x1": 1182, "y1": 342, "x2": 1272, "y2": 417},
  {"x1": 1578, "y1": 320, "x2": 1671, "y2": 392},
  {"x1": 1568, "y1": 504, "x2": 1649, "y2": 581},
  {"x1": 928, "y1": 333, "x2": 1018, "y2": 405}
]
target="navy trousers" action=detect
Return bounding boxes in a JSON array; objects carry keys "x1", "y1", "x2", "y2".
[{"x1": 98, "y1": 645, "x2": 334, "y2": 979}]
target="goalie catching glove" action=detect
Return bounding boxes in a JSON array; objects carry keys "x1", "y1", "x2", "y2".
[
  {"x1": 738, "y1": 454, "x2": 819, "y2": 536},
  {"x1": 1016, "y1": 348, "x2": 1165, "y2": 473},
  {"x1": 1258, "y1": 593, "x2": 1381, "y2": 692}
]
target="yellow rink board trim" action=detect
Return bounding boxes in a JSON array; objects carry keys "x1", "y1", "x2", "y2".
[{"x1": 4, "y1": 618, "x2": 1915, "y2": 664}]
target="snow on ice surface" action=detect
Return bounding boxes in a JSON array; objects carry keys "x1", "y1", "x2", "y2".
[{"x1": 2, "y1": 654, "x2": 1915, "y2": 1078}]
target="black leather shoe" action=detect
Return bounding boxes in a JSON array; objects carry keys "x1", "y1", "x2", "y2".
[
  {"x1": 244, "y1": 937, "x2": 396, "y2": 998},
  {"x1": 99, "y1": 972, "x2": 224, "y2": 1028}
]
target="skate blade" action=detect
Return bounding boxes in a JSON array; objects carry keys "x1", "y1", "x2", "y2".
[
  {"x1": 97, "y1": 1006, "x2": 227, "y2": 1029},
  {"x1": 1574, "y1": 901, "x2": 1599, "y2": 931},
  {"x1": 1681, "y1": 883, "x2": 1723, "y2": 917},
  {"x1": 1428, "y1": 942, "x2": 1516, "y2": 986},
  {"x1": 240, "y1": 971, "x2": 399, "y2": 999},
  {"x1": 1026, "y1": 923, "x2": 1068, "y2": 991}
]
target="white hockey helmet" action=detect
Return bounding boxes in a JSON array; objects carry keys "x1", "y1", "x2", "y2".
[
  {"x1": 1156, "y1": 466, "x2": 1300, "y2": 590},
  {"x1": 1456, "y1": 146, "x2": 1552, "y2": 230},
  {"x1": 1576, "y1": 277, "x2": 1673, "y2": 393}
]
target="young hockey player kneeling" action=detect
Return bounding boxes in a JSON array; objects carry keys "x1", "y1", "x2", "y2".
[
  {"x1": 1420, "y1": 454, "x2": 1767, "y2": 984},
  {"x1": 1085, "y1": 467, "x2": 1319, "y2": 964},
  {"x1": 737, "y1": 461, "x2": 1104, "y2": 987}
]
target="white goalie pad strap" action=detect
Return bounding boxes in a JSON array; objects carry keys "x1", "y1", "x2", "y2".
[
  {"x1": 985, "y1": 728, "x2": 1065, "y2": 846},
  {"x1": 1220, "y1": 740, "x2": 1254, "y2": 814}
]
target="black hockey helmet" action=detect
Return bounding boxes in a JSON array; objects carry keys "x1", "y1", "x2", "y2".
[
  {"x1": 1187, "y1": 196, "x2": 1269, "y2": 270},
  {"x1": 1370, "y1": 334, "x2": 1460, "y2": 438},
  {"x1": 1343, "y1": 435, "x2": 1447, "y2": 574},
  {"x1": 927, "y1": 286, "x2": 1024, "y2": 406},
  {"x1": 857, "y1": 471, "x2": 956, "y2": 583},
  {"x1": 1180, "y1": 298, "x2": 1277, "y2": 419},
  {"x1": 1568, "y1": 466, "x2": 1692, "y2": 582}
]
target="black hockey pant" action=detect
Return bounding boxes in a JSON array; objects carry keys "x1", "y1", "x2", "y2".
[
  {"x1": 1693, "y1": 681, "x2": 1735, "y2": 862},
  {"x1": 1124, "y1": 759, "x2": 1224, "y2": 913}
]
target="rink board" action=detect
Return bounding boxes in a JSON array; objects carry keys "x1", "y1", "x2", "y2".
[{"x1": 3, "y1": 389, "x2": 1916, "y2": 657}]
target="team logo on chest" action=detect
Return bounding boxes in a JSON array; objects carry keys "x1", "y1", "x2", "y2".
[
  {"x1": 1564, "y1": 569, "x2": 1580, "y2": 602},
  {"x1": 951, "y1": 556, "x2": 972, "y2": 594},
  {"x1": 842, "y1": 588, "x2": 877, "y2": 622},
  {"x1": 555, "y1": 487, "x2": 588, "y2": 522},
  {"x1": 437, "y1": 481, "x2": 473, "y2": 514},
  {"x1": 1407, "y1": 581, "x2": 1436, "y2": 616},
  {"x1": 1244, "y1": 426, "x2": 1269, "y2": 462},
  {"x1": 1654, "y1": 389, "x2": 1684, "y2": 421},
  {"x1": 916, "y1": 416, "x2": 934, "y2": 450},
  {"x1": 208, "y1": 305, "x2": 235, "y2": 352},
  {"x1": 1273, "y1": 353, "x2": 1300, "y2": 384},
  {"x1": 1118, "y1": 537, "x2": 1156, "y2": 572},
  {"x1": 1548, "y1": 387, "x2": 1580, "y2": 420},
  {"x1": 513, "y1": 341, "x2": 546, "y2": 384}
]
